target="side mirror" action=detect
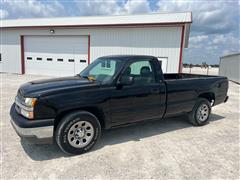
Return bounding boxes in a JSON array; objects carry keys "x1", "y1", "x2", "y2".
[{"x1": 118, "y1": 76, "x2": 134, "y2": 86}]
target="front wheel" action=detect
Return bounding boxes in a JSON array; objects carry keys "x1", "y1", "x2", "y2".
[
  {"x1": 188, "y1": 98, "x2": 211, "y2": 126},
  {"x1": 55, "y1": 111, "x2": 101, "y2": 155}
]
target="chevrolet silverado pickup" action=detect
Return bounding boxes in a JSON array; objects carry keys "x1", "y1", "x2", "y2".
[{"x1": 10, "y1": 55, "x2": 229, "y2": 155}]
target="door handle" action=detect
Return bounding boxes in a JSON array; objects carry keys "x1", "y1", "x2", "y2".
[{"x1": 151, "y1": 89, "x2": 160, "y2": 94}]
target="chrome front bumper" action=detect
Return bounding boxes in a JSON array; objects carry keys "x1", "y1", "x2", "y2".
[
  {"x1": 11, "y1": 119, "x2": 54, "y2": 139},
  {"x1": 10, "y1": 103, "x2": 55, "y2": 142}
]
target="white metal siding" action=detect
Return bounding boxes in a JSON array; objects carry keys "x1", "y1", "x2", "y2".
[
  {"x1": 1, "y1": 32, "x2": 21, "y2": 73},
  {"x1": 1, "y1": 26, "x2": 182, "y2": 75},
  {"x1": 219, "y1": 54, "x2": 240, "y2": 83},
  {"x1": 90, "y1": 27, "x2": 181, "y2": 73}
]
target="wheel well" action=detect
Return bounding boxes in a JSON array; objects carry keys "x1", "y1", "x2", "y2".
[
  {"x1": 198, "y1": 93, "x2": 215, "y2": 104},
  {"x1": 54, "y1": 107, "x2": 106, "y2": 130}
]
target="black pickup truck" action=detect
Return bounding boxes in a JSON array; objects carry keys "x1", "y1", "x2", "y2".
[{"x1": 10, "y1": 55, "x2": 228, "y2": 155}]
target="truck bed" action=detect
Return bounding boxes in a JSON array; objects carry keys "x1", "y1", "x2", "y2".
[
  {"x1": 163, "y1": 73, "x2": 218, "y2": 80},
  {"x1": 162, "y1": 73, "x2": 228, "y2": 118}
]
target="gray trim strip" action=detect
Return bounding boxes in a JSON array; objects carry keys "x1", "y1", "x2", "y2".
[{"x1": 11, "y1": 119, "x2": 53, "y2": 139}]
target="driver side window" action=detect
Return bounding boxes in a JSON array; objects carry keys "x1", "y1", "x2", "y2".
[{"x1": 122, "y1": 60, "x2": 155, "y2": 85}]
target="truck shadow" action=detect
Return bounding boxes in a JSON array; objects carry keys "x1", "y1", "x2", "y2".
[{"x1": 21, "y1": 113, "x2": 224, "y2": 161}]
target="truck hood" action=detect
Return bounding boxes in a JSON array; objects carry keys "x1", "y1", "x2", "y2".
[{"x1": 19, "y1": 76, "x2": 99, "y2": 97}]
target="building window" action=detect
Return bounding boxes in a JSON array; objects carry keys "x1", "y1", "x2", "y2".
[
  {"x1": 68, "y1": 59, "x2": 74, "y2": 62},
  {"x1": 101, "y1": 61, "x2": 105, "y2": 67},
  {"x1": 27, "y1": 57, "x2": 32, "y2": 60},
  {"x1": 80, "y1": 59, "x2": 86, "y2": 63},
  {"x1": 36, "y1": 57, "x2": 42, "y2": 61},
  {"x1": 101, "y1": 60, "x2": 111, "y2": 69},
  {"x1": 47, "y1": 58, "x2": 53, "y2": 61},
  {"x1": 57, "y1": 58, "x2": 63, "y2": 62}
]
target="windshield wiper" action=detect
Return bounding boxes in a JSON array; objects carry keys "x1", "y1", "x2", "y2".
[
  {"x1": 76, "y1": 74, "x2": 88, "y2": 79},
  {"x1": 77, "y1": 74, "x2": 100, "y2": 82}
]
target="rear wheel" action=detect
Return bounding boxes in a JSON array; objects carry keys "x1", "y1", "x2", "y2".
[
  {"x1": 55, "y1": 111, "x2": 101, "y2": 155},
  {"x1": 188, "y1": 98, "x2": 211, "y2": 126}
]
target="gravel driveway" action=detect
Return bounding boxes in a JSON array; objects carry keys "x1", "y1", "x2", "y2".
[{"x1": 1, "y1": 73, "x2": 239, "y2": 179}]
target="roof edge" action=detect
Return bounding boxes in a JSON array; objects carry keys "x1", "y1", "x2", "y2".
[
  {"x1": 2, "y1": 11, "x2": 192, "y2": 21},
  {"x1": 1, "y1": 12, "x2": 192, "y2": 29},
  {"x1": 1, "y1": 22, "x2": 192, "y2": 29},
  {"x1": 220, "y1": 53, "x2": 240, "y2": 59}
]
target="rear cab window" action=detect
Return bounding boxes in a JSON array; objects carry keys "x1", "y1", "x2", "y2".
[{"x1": 122, "y1": 59, "x2": 156, "y2": 85}]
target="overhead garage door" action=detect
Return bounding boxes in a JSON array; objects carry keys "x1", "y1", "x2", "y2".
[{"x1": 24, "y1": 36, "x2": 88, "y2": 76}]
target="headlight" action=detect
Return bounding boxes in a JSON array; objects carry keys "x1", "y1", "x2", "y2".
[
  {"x1": 15, "y1": 96, "x2": 37, "y2": 119},
  {"x1": 20, "y1": 108, "x2": 34, "y2": 119},
  {"x1": 24, "y1": 97, "x2": 37, "y2": 107}
]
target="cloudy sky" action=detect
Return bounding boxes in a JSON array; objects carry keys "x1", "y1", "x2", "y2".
[{"x1": 1, "y1": 0, "x2": 239, "y2": 65}]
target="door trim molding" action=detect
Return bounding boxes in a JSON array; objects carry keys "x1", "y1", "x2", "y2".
[
  {"x1": 178, "y1": 25, "x2": 185, "y2": 73},
  {"x1": 88, "y1": 35, "x2": 90, "y2": 65},
  {"x1": 20, "y1": 35, "x2": 25, "y2": 74}
]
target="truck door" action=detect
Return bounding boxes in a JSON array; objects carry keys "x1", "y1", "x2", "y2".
[{"x1": 110, "y1": 59, "x2": 166, "y2": 125}]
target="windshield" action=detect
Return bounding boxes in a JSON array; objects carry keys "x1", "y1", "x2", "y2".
[{"x1": 79, "y1": 57, "x2": 124, "y2": 83}]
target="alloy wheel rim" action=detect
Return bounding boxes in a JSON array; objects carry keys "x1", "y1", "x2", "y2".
[
  {"x1": 67, "y1": 121, "x2": 94, "y2": 148},
  {"x1": 196, "y1": 104, "x2": 209, "y2": 122}
]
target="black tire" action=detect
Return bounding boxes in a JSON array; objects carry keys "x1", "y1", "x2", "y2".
[
  {"x1": 188, "y1": 98, "x2": 211, "y2": 126},
  {"x1": 55, "y1": 111, "x2": 101, "y2": 155}
]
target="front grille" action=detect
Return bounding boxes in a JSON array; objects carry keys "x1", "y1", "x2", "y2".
[
  {"x1": 17, "y1": 90, "x2": 25, "y2": 102},
  {"x1": 15, "y1": 103, "x2": 21, "y2": 114},
  {"x1": 15, "y1": 90, "x2": 25, "y2": 114}
]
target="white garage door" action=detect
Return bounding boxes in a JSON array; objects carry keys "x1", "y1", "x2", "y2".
[{"x1": 24, "y1": 36, "x2": 88, "y2": 76}]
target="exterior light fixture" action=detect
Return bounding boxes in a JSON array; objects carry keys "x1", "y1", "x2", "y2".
[{"x1": 50, "y1": 29, "x2": 55, "y2": 34}]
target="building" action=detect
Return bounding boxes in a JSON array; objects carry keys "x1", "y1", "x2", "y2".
[
  {"x1": 0, "y1": 12, "x2": 192, "y2": 76},
  {"x1": 219, "y1": 53, "x2": 240, "y2": 84}
]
